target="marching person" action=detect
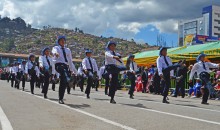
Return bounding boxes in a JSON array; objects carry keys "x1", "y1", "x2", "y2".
[
  {"x1": 189, "y1": 53, "x2": 219, "y2": 105},
  {"x1": 52, "y1": 35, "x2": 77, "y2": 104},
  {"x1": 157, "y1": 47, "x2": 183, "y2": 104},
  {"x1": 15, "y1": 62, "x2": 21, "y2": 89},
  {"x1": 82, "y1": 49, "x2": 98, "y2": 99},
  {"x1": 99, "y1": 61, "x2": 110, "y2": 95},
  {"x1": 25, "y1": 54, "x2": 40, "y2": 94},
  {"x1": 51, "y1": 71, "x2": 59, "y2": 91},
  {"x1": 39, "y1": 47, "x2": 55, "y2": 99},
  {"x1": 77, "y1": 63, "x2": 86, "y2": 92},
  {"x1": 105, "y1": 41, "x2": 127, "y2": 104},
  {"x1": 19, "y1": 60, "x2": 27, "y2": 91},
  {"x1": 10, "y1": 63, "x2": 17, "y2": 88},
  {"x1": 126, "y1": 54, "x2": 139, "y2": 99}
]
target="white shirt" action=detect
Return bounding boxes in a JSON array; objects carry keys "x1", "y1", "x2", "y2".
[
  {"x1": 25, "y1": 61, "x2": 40, "y2": 77},
  {"x1": 129, "y1": 61, "x2": 138, "y2": 73},
  {"x1": 82, "y1": 57, "x2": 98, "y2": 72},
  {"x1": 156, "y1": 56, "x2": 174, "y2": 76},
  {"x1": 52, "y1": 45, "x2": 77, "y2": 74},
  {"x1": 105, "y1": 50, "x2": 120, "y2": 65},
  {"x1": 189, "y1": 61, "x2": 219, "y2": 80},
  {"x1": 19, "y1": 64, "x2": 25, "y2": 72},
  {"x1": 10, "y1": 66, "x2": 18, "y2": 75},
  {"x1": 77, "y1": 67, "x2": 85, "y2": 76},
  {"x1": 39, "y1": 55, "x2": 55, "y2": 75}
]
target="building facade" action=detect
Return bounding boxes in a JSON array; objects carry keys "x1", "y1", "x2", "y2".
[{"x1": 178, "y1": 5, "x2": 220, "y2": 46}]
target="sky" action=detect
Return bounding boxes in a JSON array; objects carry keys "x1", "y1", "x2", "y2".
[{"x1": 0, "y1": 0, "x2": 220, "y2": 47}]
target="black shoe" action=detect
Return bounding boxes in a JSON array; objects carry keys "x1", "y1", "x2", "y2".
[
  {"x1": 110, "y1": 99, "x2": 116, "y2": 104},
  {"x1": 87, "y1": 95, "x2": 90, "y2": 99},
  {"x1": 52, "y1": 89, "x2": 55, "y2": 91},
  {"x1": 162, "y1": 100, "x2": 170, "y2": 104},
  {"x1": 22, "y1": 88, "x2": 24, "y2": 91},
  {"x1": 31, "y1": 92, "x2": 34, "y2": 94},
  {"x1": 105, "y1": 93, "x2": 108, "y2": 95},
  {"x1": 201, "y1": 102, "x2": 209, "y2": 105},
  {"x1": 44, "y1": 95, "x2": 48, "y2": 99},
  {"x1": 81, "y1": 89, "x2": 83, "y2": 92},
  {"x1": 59, "y1": 100, "x2": 64, "y2": 104},
  {"x1": 130, "y1": 95, "x2": 134, "y2": 99},
  {"x1": 67, "y1": 92, "x2": 70, "y2": 94},
  {"x1": 171, "y1": 95, "x2": 177, "y2": 97}
]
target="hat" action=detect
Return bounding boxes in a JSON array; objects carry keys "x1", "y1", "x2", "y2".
[
  {"x1": 41, "y1": 47, "x2": 50, "y2": 56},
  {"x1": 159, "y1": 47, "x2": 168, "y2": 56},
  {"x1": 106, "y1": 41, "x2": 117, "y2": 48},
  {"x1": 195, "y1": 78, "x2": 201, "y2": 81},
  {"x1": 85, "y1": 49, "x2": 92, "y2": 54},
  {"x1": 28, "y1": 53, "x2": 35, "y2": 60},
  {"x1": 128, "y1": 54, "x2": 135, "y2": 59},
  {"x1": 56, "y1": 35, "x2": 66, "y2": 45},
  {"x1": 196, "y1": 53, "x2": 206, "y2": 62},
  {"x1": 22, "y1": 60, "x2": 26, "y2": 63},
  {"x1": 144, "y1": 66, "x2": 148, "y2": 70}
]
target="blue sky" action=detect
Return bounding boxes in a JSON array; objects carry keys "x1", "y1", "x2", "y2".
[{"x1": 134, "y1": 25, "x2": 178, "y2": 47}]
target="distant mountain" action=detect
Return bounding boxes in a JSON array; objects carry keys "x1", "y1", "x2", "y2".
[{"x1": 0, "y1": 17, "x2": 155, "y2": 65}]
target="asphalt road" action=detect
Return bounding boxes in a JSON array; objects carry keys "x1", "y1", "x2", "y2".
[{"x1": 0, "y1": 80, "x2": 220, "y2": 130}]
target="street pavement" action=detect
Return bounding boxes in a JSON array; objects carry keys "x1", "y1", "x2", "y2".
[{"x1": 0, "y1": 80, "x2": 220, "y2": 130}]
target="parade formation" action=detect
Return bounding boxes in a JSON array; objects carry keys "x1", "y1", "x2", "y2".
[{"x1": 1, "y1": 35, "x2": 220, "y2": 106}]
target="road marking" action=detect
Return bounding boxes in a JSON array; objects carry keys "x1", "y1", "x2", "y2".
[
  {"x1": 0, "y1": 106, "x2": 13, "y2": 130},
  {"x1": 57, "y1": 91, "x2": 220, "y2": 126},
  {"x1": 92, "y1": 92, "x2": 220, "y2": 113},
  {"x1": 22, "y1": 91, "x2": 136, "y2": 130}
]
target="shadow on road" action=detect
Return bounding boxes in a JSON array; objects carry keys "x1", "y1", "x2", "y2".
[
  {"x1": 66, "y1": 103, "x2": 91, "y2": 109},
  {"x1": 120, "y1": 103, "x2": 151, "y2": 109}
]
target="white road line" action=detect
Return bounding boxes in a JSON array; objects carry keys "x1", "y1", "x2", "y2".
[
  {"x1": 58, "y1": 91, "x2": 220, "y2": 126},
  {"x1": 0, "y1": 106, "x2": 13, "y2": 130},
  {"x1": 92, "y1": 92, "x2": 220, "y2": 113},
  {"x1": 22, "y1": 91, "x2": 136, "y2": 130}
]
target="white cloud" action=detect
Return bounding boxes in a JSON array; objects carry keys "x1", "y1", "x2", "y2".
[{"x1": 0, "y1": 0, "x2": 219, "y2": 40}]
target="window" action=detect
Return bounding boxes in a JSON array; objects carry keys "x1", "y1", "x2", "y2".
[
  {"x1": 214, "y1": 19, "x2": 220, "y2": 24},
  {"x1": 215, "y1": 13, "x2": 220, "y2": 17}
]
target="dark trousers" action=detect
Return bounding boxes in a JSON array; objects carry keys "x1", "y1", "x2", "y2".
[
  {"x1": 52, "y1": 83, "x2": 55, "y2": 91},
  {"x1": 109, "y1": 73, "x2": 119, "y2": 99},
  {"x1": 55, "y1": 63, "x2": 69, "y2": 100},
  {"x1": 142, "y1": 81, "x2": 148, "y2": 93},
  {"x1": 42, "y1": 72, "x2": 50, "y2": 96},
  {"x1": 85, "y1": 71, "x2": 93, "y2": 96},
  {"x1": 105, "y1": 78, "x2": 110, "y2": 94},
  {"x1": 106, "y1": 64, "x2": 126, "y2": 99},
  {"x1": 78, "y1": 76, "x2": 84, "y2": 91},
  {"x1": 22, "y1": 75, "x2": 25, "y2": 88},
  {"x1": 30, "y1": 74, "x2": 36, "y2": 94},
  {"x1": 128, "y1": 73, "x2": 136, "y2": 96},
  {"x1": 202, "y1": 87, "x2": 209, "y2": 103},
  {"x1": 11, "y1": 74, "x2": 15, "y2": 87},
  {"x1": 7, "y1": 73, "x2": 10, "y2": 82},
  {"x1": 162, "y1": 64, "x2": 180, "y2": 100},
  {"x1": 174, "y1": 79, "x2": 185, "y2": 97}
]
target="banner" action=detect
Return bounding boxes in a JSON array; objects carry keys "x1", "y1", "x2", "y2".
[{"x1": 184, "y1": 34, "x2": 194, "y2": 46}]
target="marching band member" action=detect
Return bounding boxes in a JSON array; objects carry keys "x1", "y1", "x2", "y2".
[
  {"x1": 105, "y1": 41, "x2": 127, "y2": 104},
  {"x1": 25, "y1": 54, "x2": 40, "y2": 94},
  {"x1": 126, "y1": 54, "x2": 139, "y2": 99},
  {"x1": 82, "y1": 49, "x2": 98, "y2": 99},
  {"x1": 189, "y1": 53, "x2": 220, "y2": 104},
  {"x1": 52, "y1": 35, "x2": 77, "y2": 104},
  {"x1": 99, "y1": 61, "x2": 110, "y2": 95},
  {"x1": 77, "y1": 63, "x2": 86, "y2": 92},
  {"x1": 157, "y1": 47, "x2": 183, "y2": 104},
  {"x1": 19, "y1": 60, "x2": 27, "y2": 91},
  {"x1": 39, "y1": 47, "x2": 55, "y2": 99}
]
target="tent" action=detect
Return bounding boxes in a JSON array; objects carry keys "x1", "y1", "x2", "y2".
[{"x1": 123, "y1": 41, "x2": 220, "y2": 66}]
